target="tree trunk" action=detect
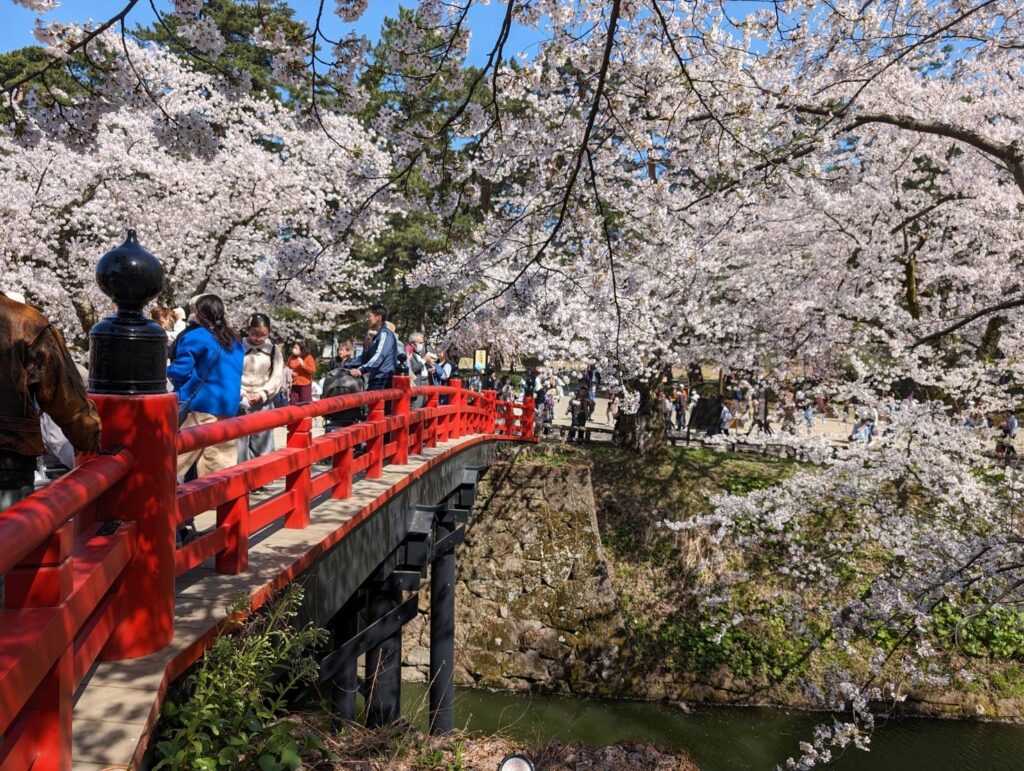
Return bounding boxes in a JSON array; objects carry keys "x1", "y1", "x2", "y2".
[
  {"x1": 613, "y1": 375, "x2": 668, "y2": 455},
  {"x1": 978, "y1": 314, "x2": 1007, "y2": 361}
]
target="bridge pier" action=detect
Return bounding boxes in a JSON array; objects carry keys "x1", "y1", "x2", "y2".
[
  {"x1": 329, "y1": 595, "x2": 361, "y2": 723},
  {"x1": 315, "y1": 466, "x2": 495, "y2": 734},
  {"x1": 365, "y1": 577, "x2": 404, "y2": 727},
  {"x1": 428, "y1": 507, "x2": 457, "y2": 735}
]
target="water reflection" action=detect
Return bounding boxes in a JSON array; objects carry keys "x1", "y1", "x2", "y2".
[{"x1": 400, "y1": 684, "x2": 1024, "y2": 770}]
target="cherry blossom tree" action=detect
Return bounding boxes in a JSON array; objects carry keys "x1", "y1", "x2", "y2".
[
  {"x1": 8, "y1": 2, "x2": 1020, "y2": 389},
  {"x1": 5, "y1": 2, "x2": 1024, "y2": 766},
  {"x1": 1, "y1": 33, "x2": 391, "y2": 347},
  {"x1": 667, "y1": 403, "x2": 1024, "y2": 767}
]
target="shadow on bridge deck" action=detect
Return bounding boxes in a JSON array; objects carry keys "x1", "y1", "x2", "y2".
[{"x1": 70, "y1": 434, "x2": 504, "y2": 770}]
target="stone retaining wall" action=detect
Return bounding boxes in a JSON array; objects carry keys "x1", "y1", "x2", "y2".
[
  {"x1": 402, "y1": 461, "x2": 626, "y2": 695},
  {"x1": 403, "y1": 455, "x2": 1024, "y2": 722}
]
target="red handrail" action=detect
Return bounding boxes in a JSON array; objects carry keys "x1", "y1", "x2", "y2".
[
  {"x1": 177, "y1": 388, "x2": 404, "y2": 454},
  {"x1": 0, "y1": 448, "x2": 138, "y2": 770},
  {"x1": 0, "y1": 450, "x2": 132, "y2": 576},
  {"x1": 0, "y1": 376, "x2": 534, "y2": 770}
]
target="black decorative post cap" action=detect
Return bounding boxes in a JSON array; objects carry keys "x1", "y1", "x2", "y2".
[{"x1": 89, "y1": 229, "x2": 170, "y2": 395}]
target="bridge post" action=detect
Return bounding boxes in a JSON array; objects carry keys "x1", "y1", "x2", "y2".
[
  {"x1": 5, "y1": 523, "x2": 74, "y2": 770},
  {"x1": 429, "y1": 509, "x2": 457, "y2": 735},
  {"x1": 284, "y1": 416, "x2": 313, "y2": 529},
  {"x1": 366, "y1": 396, "x2": 386, "y2": 479},
  {"x1": 215, "y1": 494, "x2": 249, "y2": 574},
  {"x1": 449, "y1": 377, "x2": 463, "y2": 439},
  {"x1": 393, "y1": 375, "x2": 412, "y2": 465},
  {"x1": 331, "y1": 443, "x2": 353, "y2": 500},
  {"x1": 364, "y1": 577, "x2": 402, "y2": 727},
  {"x1": 89, "y1": 394, "x2": 178, "y2": 657},
  {"x1": 87, "y1": 231, "x2": 178, "y2": 660},
  {"x1": 425, "y1": 388, "x2": 439, "y2": 449},
  {"x1": 522, "y1": 396, "x2": 536, "y2": 440},
  {"x1": 483, "y1": 389, "x2": 497, "y2": 434}
]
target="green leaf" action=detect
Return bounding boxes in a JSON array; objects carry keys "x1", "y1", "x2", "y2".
[
  {"x1": 280, "y1": 745, "x2": 302, "y2": 769},
  {"x1": 258, "y1": 754, "x2": 283, "y2": 771}
]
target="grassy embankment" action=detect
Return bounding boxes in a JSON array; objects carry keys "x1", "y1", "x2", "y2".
[{"x1": 519, "y1": 443, "x2": 1024, "y2": 714}]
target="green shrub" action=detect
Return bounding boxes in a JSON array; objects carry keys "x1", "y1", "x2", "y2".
[
  {"x1": 153, "y1": 585, "x2": 329, "y2": 770},
  {"x1": 933, "y1": 601, "x2": 1024, "y2": 660}
]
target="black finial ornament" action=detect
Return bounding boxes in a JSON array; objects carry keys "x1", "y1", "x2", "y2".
[{"x1": 89, "y1": 229, "x2": 170, "y2": 394}]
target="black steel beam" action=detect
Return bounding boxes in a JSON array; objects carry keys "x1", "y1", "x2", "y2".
[
  {"x1": 365, "y1": 580, "x2": 404, "y2": 727},
  {"x1": 329, "y1": 594, "x2": 362, "y2": 724},
  {"x1": 431, "y1": 527, "x2": 465, "y2": 558},
  {"x1": 429, "y1": 513, "x2": 457, "y2": 735},
  {"x1": 320, "y1": 594, "x2": 419, "y2": 682}
]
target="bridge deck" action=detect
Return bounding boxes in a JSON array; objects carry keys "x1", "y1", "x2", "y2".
[{"x1": 69, "y1": 436, "x2": 480, "y2": 770}]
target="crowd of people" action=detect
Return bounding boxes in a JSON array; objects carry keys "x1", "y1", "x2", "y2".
[
  {"x1": 4, "y1": 283, "x2": 1023, "y2": 518},
  {"x1": 0, "y1": 290, "x2": 467, "y2": 513}
]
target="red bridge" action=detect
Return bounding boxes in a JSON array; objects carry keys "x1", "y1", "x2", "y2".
[{"x1": 0, "y1": 377, "x2": 535, "y2": 770}]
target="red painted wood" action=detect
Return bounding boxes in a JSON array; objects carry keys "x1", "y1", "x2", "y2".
[
  {"x1": 171, "y1": 526, "x2": 227, "y2": 576},
  {"x1": 365, "y1": 399, "x2": 386, "y2": 480},
  {"x1": 331, "y1": 446, "x2": 353, "y2": 500},
  {"x1": 284, "y1": 418, "x2": 312, "y2": 530},
  {"x1": 69, "y1": 523, "x2": 136, "y2": 686},
  {"x1": 177, "y1": 389, "x2": 401, "y2": 454},
  {"x1": 449, "y1": 378, "x2": 463, "y2": 439},
  {"x1": 176, "y1": 448, "x2": 307, "y2": 521},
  {"x1": 249, "y1": 491, "x2": 299, "y2": 535},
  {"x1": 351, "y1": 451, "x2": 372, "y2": 475},
  {"x1": 5, "y1": 524, "x2": 73, "y2": 610},
  {"x1": 215, "y1": 495, "x2": 250, "y2": 575},
  {"x1": 0, "y1": 520, "x2": 75, "y2": 771},
  {"x1": 483, "y1": 390, "x2": 497, "y2": 433},
  {"x1": 392, "y1": 376, "x2": 412, "y2": 465},
  {"x1": 25, "y1": 649, "x2": 71, "y2": 771},
  {"x1": 0, "y1": 709, "x2": 36, "y2": 770},
  {"x1": 425, "y1": 389, "x2": 439, "y2": 447},
  {"x1": 72, "y1": 590, "x2": 121, "y2": 691},
  {"x1": 92, "y1": 393, "x2": 178, "y2": 660},
  {"x1": 522, "y1": 396, "x2": 536, "y2": 440},
  {"x1": 0, "y1": 452, "x2": 131, "y2": 576}
]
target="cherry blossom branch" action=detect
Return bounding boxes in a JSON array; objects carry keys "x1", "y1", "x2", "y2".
[
  {"x1": 1, "y1": 1, "x2": 139, "y2": 95},
  {"x1": 799, "y1": 105, "x2": 1024, "y2": 195},
  {"x1": 912, "y1": 296, "x2": 1024, "y2": 349},
  {"x1": 443, "y1": 0, "x2": 622, "y2": 329}
]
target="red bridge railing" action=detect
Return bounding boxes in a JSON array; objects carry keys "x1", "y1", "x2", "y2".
[{"x1": 0, "y1": 376, "x2": 533, "y2": 770}]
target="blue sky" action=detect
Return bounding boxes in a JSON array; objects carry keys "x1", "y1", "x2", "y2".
[{"x1": 0, "y1": 1, "x2": 543, "y2": 66}]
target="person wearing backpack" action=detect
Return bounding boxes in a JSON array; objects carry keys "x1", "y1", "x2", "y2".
[
  {"x1": 237, "y1": 313, "x2": 285, "y2": 463},
  {"x1": 321, "y1": 363, "x2": 365, "y2": 433}
]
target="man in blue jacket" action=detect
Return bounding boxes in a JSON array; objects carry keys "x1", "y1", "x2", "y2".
[{"x1": 349, "y1": 304, "x2": 397, "y2": 392}]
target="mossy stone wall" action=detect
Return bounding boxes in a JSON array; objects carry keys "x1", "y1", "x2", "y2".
[{"x1": 402, "y1": 462, "x2": 626, "y2": 695}]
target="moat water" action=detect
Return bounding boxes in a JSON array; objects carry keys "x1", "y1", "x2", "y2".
[{"x1": 401, "y1": 683, "x2": 1024, "y2": 770}]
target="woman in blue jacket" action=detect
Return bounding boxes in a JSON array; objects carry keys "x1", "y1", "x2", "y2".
[{"x1": 168, "y1": 294, "x2": 244, "y2": 480}]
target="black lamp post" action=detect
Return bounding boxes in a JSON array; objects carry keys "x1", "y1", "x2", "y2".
[{"x1": 89, "y1": 229, "x2": 169, "y2": 394}]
